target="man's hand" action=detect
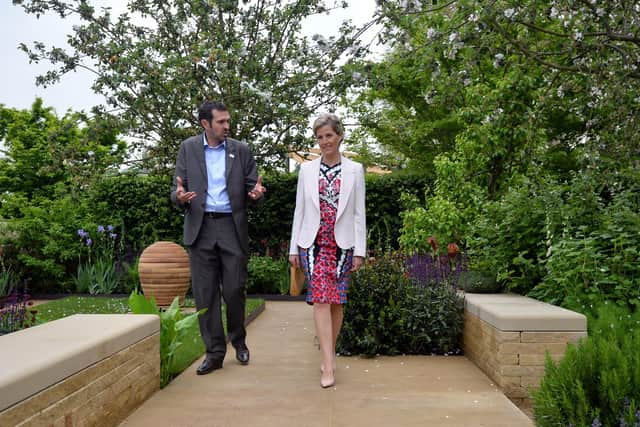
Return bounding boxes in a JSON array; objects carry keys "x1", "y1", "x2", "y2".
[
  {"x1": 176, "y1": 176, "x2": 197, "y2": 204},
  {"x1": 248, "y1": 175, "x2": 266, "y2": 200}
]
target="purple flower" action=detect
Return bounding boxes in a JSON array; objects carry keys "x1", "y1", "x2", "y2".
[
  {"x1": 97, "y1": 225, "x2": 105, "y2": 233},
  {"x1": 77, "y1": 229, "x2": 87, "y2": 238},
  {"x1": 107, "y1": 225, "x2": 114, "y2": 232},
  {"x1": 591, "y1": 417, "x2": 601, "y2": 427},
  {"x1": 86, "y1": 238, "x2": 92, "y2": 246},
  {"x1": 109, "y1": 233, "x2": 117, "y2": 239}
]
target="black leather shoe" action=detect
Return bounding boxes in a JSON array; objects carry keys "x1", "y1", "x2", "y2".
[
  {"x1": 196, "y1": 357, "x2": 223, "y2": 375},
  {"x1": 235, "y1": 345, "x2": 250, "y2": 365}
]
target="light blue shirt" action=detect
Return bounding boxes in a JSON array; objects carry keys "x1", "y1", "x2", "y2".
[{"x1": 203, "y1": 134, "x2": 232, "y2": 213}]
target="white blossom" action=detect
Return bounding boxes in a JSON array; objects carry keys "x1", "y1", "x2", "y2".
[
  {"x1": 449, "y1": 32, "x2": 458, "y2": 42},
  {"x1": 493, "y1": 53, "x2": 505, "y2": 68},
  {"x1": 574, "y1": 31, "x2": 584, "y2": 41},
  {"x1": 110, "y1": 143, "x2": 118, "y2": 153},
  {"x1": 504, "y1": 8, "x2": 516, "y2": 19},
  {"x1": 352, "y1": 71, "x2": 363, "y2": 81},
  {"x1": 312, "y1": 34, "x2": 329, "y2": 52},
  {"x1": 424, "y1": 92, "x2": 434, "y2": 105},
  {"x1": 550, "y1": 7, "x2": 558, "y2": 18},
  {"x1": 427, "y1": 28, "x2": 438, "y2": 40}
]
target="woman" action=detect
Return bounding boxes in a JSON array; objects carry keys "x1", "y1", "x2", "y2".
[{"x1": 289, "y1": 113, "x2": 366, "y2": 388}]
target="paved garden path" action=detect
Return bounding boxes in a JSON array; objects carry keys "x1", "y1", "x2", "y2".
[{"x1": 120, "y1": 301, "x2": 533, "y2": 427}]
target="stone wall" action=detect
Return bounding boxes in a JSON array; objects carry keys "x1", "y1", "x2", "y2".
[
  {"x1": 0, "y1": 333, "x2": 159, "y2": 426},
  {"x1": 0, "y1": 314, "x2": 160, "y2": 427},
  {"x1": 462, "y1": 293, "x2": 587, "y2": 408}
]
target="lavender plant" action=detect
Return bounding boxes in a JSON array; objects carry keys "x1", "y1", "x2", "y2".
[
  {"x1": 404, "y1": 236, "x2": 468, "y2": 288},
  {"x1": 0, "y1": 282, "x2": 37, "y2": 335}
]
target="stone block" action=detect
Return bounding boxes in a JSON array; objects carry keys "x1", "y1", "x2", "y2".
[
  {"x1": 500, "y1": 365, "x2": 546, "y2": 377},
  {"x1": 519, "y1": 353, "x2": 564, "y2": 366},
  {"x1": 499, "y1": 342, "x2": 569, "y2": 355},
  {"x1": 520, "y1": 331, "x2": 587, "y2": 343}
]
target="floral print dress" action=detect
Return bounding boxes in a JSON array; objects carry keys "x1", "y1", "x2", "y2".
[{"x1": 300, "y1": 162, "x2": 354, "y2": 305}]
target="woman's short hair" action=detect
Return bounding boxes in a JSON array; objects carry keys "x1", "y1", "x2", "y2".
[{"x1": 312, "y1": 113, "x2": 345, "y2": 138}]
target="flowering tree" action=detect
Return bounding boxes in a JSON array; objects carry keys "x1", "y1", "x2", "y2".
[
  {"x1": 358, "y1": 0, "x2": 640, "y2": 173},
  {"x1": 14, "y1": 0, "x2": 370, "y2": 170}
]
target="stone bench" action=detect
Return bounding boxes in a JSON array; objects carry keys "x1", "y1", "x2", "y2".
[
  {"x1": 0, "y1": 314, "x2": 160, "y2": 427},
  {"x1": 462, "y1": 293, "x2": 587, "y2": 408}
]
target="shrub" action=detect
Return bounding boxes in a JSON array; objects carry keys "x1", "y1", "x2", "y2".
[
  {"x1": 530, "y1": 188, "x2": 640, "y2": 310},
  {"x1": 402, "y1": 284, "x2": 464, "y2": 354},
  {"x1": 467, "y1": 179, "x2": 548, "y2": 295},
  {"x1": 399, "y1": 196, "x2": 464, "y2": 253},
  {"x1": 89, "y1": 172, "x2": 183, "y2": 253},
  {"x1": 532, "y1": 303, "x2": 640, "y2": 427},
  {"x1": 337, "y1": 254, "x2": 464, "y2": 357},
  {"x1": 246, "y1": 256, "x2": 289, "y2": 295},
  {"x1": 4, "y1": 193, "x2": 95, "y2": 292}
]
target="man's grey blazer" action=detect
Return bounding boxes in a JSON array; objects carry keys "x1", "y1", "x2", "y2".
[{"x1": 171, "y1": 134, "x2": 259, "y2": 255}]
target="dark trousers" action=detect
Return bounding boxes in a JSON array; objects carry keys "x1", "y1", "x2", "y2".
[{"x1": 188, "y1": 216, "x2": 247, "y2": 359}]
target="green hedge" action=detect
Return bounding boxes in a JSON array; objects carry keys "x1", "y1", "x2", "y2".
[{"x1": 1, "y1": 169, "x2": 431, "y2": 293}]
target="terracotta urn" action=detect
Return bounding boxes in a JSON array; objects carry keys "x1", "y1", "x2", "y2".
[{"x1": 138, "y1": 241, "x2": 191, "y2": 307}]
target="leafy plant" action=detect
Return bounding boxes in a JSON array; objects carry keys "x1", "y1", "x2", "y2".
[
  {"x1": 530, "y1": 181, "x2": 640, "y2": 310},
  {"x1": 128, "y1": 290, "x2": 206, "y2": 388},
  {"x1": 75, "y1": 225, "x2": 121, "y2": 294},
  {"x1": 73, "y1": 263, "x2": 93, "y2": 294},
  {"x1": 458, "y1": 270, "x2": 502, "y2": 294},
  {"x1": 0, "y1": 256, "x2": 16, "y2": 297},
  {"x1": 87, "y1": 257, "x2": 119, "y2": 295},
  {"x1": 338, "y1": 255, "x2": 411, "y2": 357},
  {"x1": 532, "y1": 303, "x2": 640, "y2": 427},
  {"x1": 468, "y1": 179, "x2": 549, "y2": 295},
  {"x1": 337, "y1": 254, "x2": 464, "y2": 357},
  {"x1": 246, "y1": 256, "x2": 289, "y2": 295}
]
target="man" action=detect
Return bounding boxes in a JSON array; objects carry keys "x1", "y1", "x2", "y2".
[{"x1": 171, "y1": 101, "x2": 265, "y2": 375}]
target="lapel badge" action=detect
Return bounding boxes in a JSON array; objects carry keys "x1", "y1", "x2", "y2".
[{"x1": 229, "y1": 153, "x2": 235, "y2": 159}]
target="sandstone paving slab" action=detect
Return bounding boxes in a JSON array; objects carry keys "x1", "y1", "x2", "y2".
[{"x1": 120, "y1": 301, "x2": 533, "y2": 427}]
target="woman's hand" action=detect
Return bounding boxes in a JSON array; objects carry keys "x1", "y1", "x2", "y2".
[
  {"x1": 350, "y1": 256, "x2": 364, "y2": 272},
  {"x1": 289, "y1": 254, "x2": 300, "y2": 269}
]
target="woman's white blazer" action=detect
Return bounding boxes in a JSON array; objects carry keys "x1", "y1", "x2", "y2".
[{"x1": 289, "y1": 156, "x2": 367, "y2": 257}]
